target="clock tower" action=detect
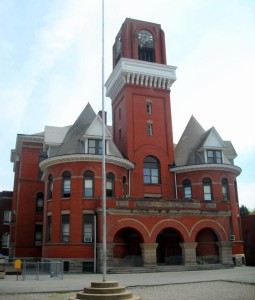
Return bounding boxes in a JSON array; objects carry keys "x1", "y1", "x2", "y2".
[{"x1": 106, "y1": 18, "x2": 177, "y2": 199}]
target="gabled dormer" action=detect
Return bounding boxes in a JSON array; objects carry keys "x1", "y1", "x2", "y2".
[
  {"x1": 197, "y1": 127, "x2": 227, "y2": 164},
  {"x1": 80, "y1": 114, "x2": 115, "y2": 156}
]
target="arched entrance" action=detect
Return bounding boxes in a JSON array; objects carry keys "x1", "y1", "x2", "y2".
[
  {"x1": 112, "y1": 227, "x2": 143, "y2": 267},
  {"x1": 195, "y1": 228, "x2": 219, "y2": 264},
  {"x1": 156, "y1": 228, "x2": 183, "y2": 265}
]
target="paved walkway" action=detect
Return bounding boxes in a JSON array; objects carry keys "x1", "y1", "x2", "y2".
[{"x1": 0, "y1": 266, "x2": 254, "y2": 294}]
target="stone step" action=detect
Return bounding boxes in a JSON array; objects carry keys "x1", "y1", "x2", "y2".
[
  {"x1": 69, "y1": 280, "x2": 141, "y2": 300},
  {"x1": 107, "y1": 263, "x2": 233, "y2": 274},
  {"x1": 84, "y1": 286, "x2": 126, "y2": 294}
]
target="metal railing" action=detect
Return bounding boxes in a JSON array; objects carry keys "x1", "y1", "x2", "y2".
[{"x1": 22, "y1": 261, "x2": 63, "y2": 280}]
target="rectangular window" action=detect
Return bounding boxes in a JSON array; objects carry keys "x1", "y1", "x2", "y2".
[
  {"x1": 222, "y1": 185, "x2": 228, "y2": 201},
  {"x1": 204, "y1": 185, "x2": 212, "y2": 200},
  {"x1": 207, "y1": 150, "x2": 222, "y2": 164},
  {"x1": 3, "y1": 211, "x2": 11, "y2": 224},
  {"x1": 88, "y1": 139, "x2": 103, "y2": 155},
  {"x1": 61, "y1": 214, "x2": 70, "y2": 243},
  {"x1": 84, "y1": 178, "x2": 93, "y2": 197},
  {"x1": 83, "y1": 215, "x2": 93, "y2": 243},
  {"x1": 143, "y1": 168, "x2": 159, "y2": 184},
  {"x1": 63, "y1": 179, "x2": 71, "y2": 197},
  {"x1": 147, "y1": 123, "x2": 153, "y2": 136},
  {"x1": 2, "y1": 233, "x2": 9, "y2": 248},
  {"x1": 35, "y1": 224, "x2": 43, "y2": 246},
  {"x1": 184, "y1": 186, "x2": 192, "y2": 200},
  {"x1": 47, "y1": 216, "x2": 52, "y2": 242}
]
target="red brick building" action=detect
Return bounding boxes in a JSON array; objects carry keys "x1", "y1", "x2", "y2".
[
  {"x1": 241, "y1": 215, "x2": 255, "y2": 266},
  {"x1": 9, "y1": 18, "x2": 244, "y2": 272}
]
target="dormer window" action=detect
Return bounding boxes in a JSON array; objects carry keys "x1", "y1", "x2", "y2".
[
  {"x1": 206, "y1": 150, "x2": 222, "y2": 164},
  {"x1": 88, "y1": 139, "x2": 103, "y2": 155}
]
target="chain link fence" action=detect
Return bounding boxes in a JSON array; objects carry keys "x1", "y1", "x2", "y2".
[{"x1": 22, "y1": 261, "x2": 63, "y2": 280}]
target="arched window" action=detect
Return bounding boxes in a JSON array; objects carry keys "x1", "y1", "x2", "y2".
[
  {"x1": 36, "y1": 192, "x2": 44, "y2": 213},
  {"x1": 47, "y1": 174, "x2": 53, "y2": 199},
  {"x1": 62, "y1": 171, "x2": 71, "y2": 198},
  {"x1": 106, "y1": 172, "x2": 114, "y2": 197},
  {"x1": 222, "y1": 178, "x2": 229, "y2": 201},
  {"x1": 183, "y1": 179, "x2": 192, "y2": 200},
  {"x1": 203, "y1": 177, "x2": 213, "y2": 201},
  {"x1": 84, "y1": 171, "x2": 94, "y2": 197},
  {"x1": 143, "y1": 156, "x2": 160, "y2": 184},
  {"x1": 138, "y1": 30, "x2": 155, "y2": 62}
]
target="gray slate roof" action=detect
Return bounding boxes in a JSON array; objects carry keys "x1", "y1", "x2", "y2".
[
  {"x1": 56, "y1": 103, "x2": 96, "y2": 155},
  {"x1": 174, "y1": 115, "x2": 237, "y2": 166}
]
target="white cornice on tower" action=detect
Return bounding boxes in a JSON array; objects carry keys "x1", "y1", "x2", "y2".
[{"x1": 105, "y1": 58, "x2": 177, "y2": 101}]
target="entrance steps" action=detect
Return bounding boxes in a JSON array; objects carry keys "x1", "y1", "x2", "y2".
[{"x1": 107, "y1": 264, "x2": 233, "y2": 274}]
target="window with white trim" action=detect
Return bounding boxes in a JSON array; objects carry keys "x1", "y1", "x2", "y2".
[
  {"x1": 222, "y1": 178, "x2": 229, "y2": 201},
  {"x1": 3, "y1": 210, "x2": 11, "y2": 224},
  {"x1": 84, "y1": 171, "x2": 94, "y2": 197},
  {"x1": 61, "y1": 214, "x2": 70, "y2": 243},
  {"x1": 143, "y1": 156, "x2": 160, "y2": 184},
  {"x1": 83, "y1": 214, "x2": 93, "y2": 243},
  {"x1": 62, "y1": 171, "x2": 71, "y2": 198},
  {"x1": 183, "y1": 179, "x2": 192, "y2": 200},
  {"x1": 147, "y1": 123, "x2": 153, "y2": 136},
  {"x1": 2, "y1": 233, "x2": 9, "y2": 248},
  {"x1": 203, "y1": 177, "x2": 213, "y2": 201},
  {"x1": 206, "y1": 150, "x2": 222, "y2": 164},
  {"x1": 88, "y1": 139, "x2": 103, "y2": 155},
  {"x1": 106, "y1": 173, "x2": 114, "y2": 197}
]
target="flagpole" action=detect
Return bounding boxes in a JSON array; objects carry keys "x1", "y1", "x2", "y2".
[{"x1": 101, "y1": 0, "x2": 107, "y2": 282}]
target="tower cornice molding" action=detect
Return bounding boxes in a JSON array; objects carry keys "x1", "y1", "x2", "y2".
[{"x1": 105, "y1": 58, "x2": 177, "y2": 101}]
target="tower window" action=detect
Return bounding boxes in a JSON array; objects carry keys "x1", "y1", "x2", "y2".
[
  {"x1": 146, "y1": 102, "x2": 152, "y2": 114},
  {"x1": 138, "y1": 30, "x2": 155, "y2": 62},
  {"x1": 143, "y1": 156, "x2": 160, "y2": 184},
  {"x1": 147, "y1": 123, "x2": 153, "y2": 136}
]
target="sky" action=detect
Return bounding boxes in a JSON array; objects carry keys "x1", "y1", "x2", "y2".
[{"x1": 0, "y1": 0, "x2": 254, "y2": 209}]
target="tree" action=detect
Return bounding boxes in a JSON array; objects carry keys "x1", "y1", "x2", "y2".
[{"x1": 240, "y1": 205, "x2": 250, "y2": 216}]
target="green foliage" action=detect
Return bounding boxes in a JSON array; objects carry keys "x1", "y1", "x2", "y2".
[{"x1": 240, "y1": 205, "x2": 250, "y2": 216}]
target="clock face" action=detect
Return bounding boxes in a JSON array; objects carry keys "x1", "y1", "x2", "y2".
[{"x1": 138, "y1": 30, "x2": 153, "y2": 47}]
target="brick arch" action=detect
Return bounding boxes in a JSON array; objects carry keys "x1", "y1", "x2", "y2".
[
  {"x1": 190, "y1": 219, "x2": 228, "y2": 241},
  {"x1": 107, "y1": 218, "x2": 150, "y2": 242},
  {"x1": 150, "y1": 219, "x2": 190, "y2": 242}
]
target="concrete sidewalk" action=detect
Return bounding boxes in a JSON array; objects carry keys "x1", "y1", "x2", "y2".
[{"x1": 0, "y1": 266, "x2": 254, "y2": 294}]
